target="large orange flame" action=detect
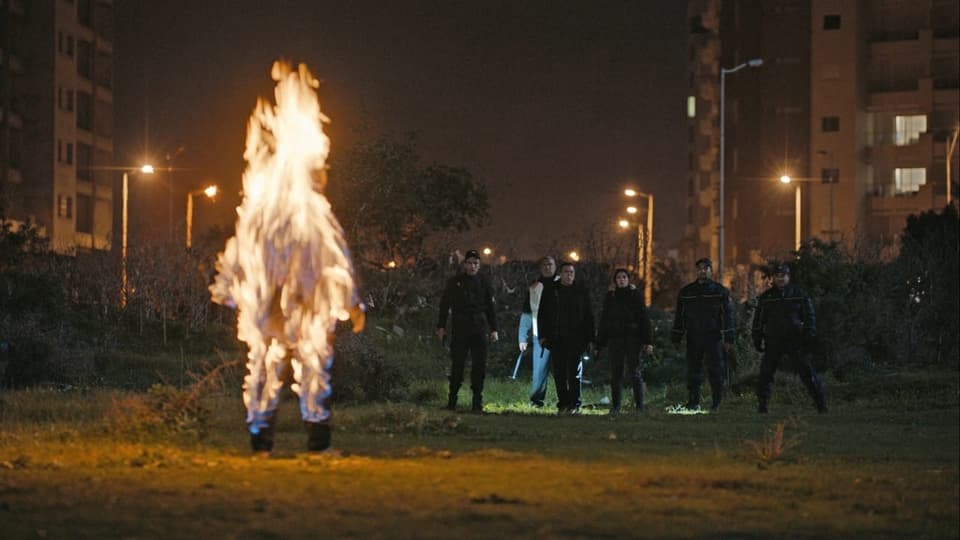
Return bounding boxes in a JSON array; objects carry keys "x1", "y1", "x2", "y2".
[{"x1": 210, "y1": 62, "x2": 364, "y2": 429}]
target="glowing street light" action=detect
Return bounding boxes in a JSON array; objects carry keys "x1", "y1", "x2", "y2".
[
  {"x1": 568, "y1": 250, "x2": 580, "y2": 262},
  {"x1": 618, "y1": 219, "x2": 630, "y2": 229},
  {"x1": 623, "y1": 187, "x2": 654, "y2": 306},
  {"x1": 121, "y1": 164, "x2": 156, "y2": 306},
  {"x1": 719, "y1": 57, "x2": 763, "y2": 279},
  {"x1": 779, "y1": 174, "x2": 802, "y2": 251},
  {"x1": 186, "y1": 184, "x2": 218, "y2": 249},
  {"x1": 482, "y1": 247, "x2": 493, "y2": 256}
]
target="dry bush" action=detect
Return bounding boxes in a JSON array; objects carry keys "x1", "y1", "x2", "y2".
[{"x1": 742, "y1": 419, "x2": 801, "y2": 465}]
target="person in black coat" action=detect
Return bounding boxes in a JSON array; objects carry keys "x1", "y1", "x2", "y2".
[
  {"x1": 752, "y1": 263, "x2": 827, "y2": 413},
  {"x1": 671, "y1": 257, "x2": 736, "y2": 412},
  {"x1": 598, "y1": 269, "x2": 653, "y2": 415},
  {"x1": 538, "y1": 261, "x2": 595, "y2": 414}
]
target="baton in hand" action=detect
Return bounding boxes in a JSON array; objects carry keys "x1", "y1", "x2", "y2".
[{"x1": 510, "y1": 349, "x2": 525, "y2": 379}]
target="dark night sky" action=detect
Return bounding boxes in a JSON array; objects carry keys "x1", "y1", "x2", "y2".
[{"x1": 114, "y1": 0, "x2": 688, "y2": 259}]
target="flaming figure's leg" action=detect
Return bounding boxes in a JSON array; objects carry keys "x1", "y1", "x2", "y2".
[
  {"x1": 291, "y1": 341, "x2": 333, "y2": 423},
  {"x1": 244, "y1": 338, "x2": 288, "y2": 437},
  {"x1": 292, "y1": 340, "x2": 334, "y2": 451}
]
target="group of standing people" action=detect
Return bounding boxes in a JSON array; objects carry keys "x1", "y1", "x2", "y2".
[{"x1": 436, "y1": 251, "x2": 828, "y2": 416}]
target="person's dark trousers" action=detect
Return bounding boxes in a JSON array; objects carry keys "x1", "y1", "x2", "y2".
[
  {"x1": 552, "y1": 345, "x2": 583, "y2": 411},
  {"x1": 448, "y1": 333, "x2": 488, "y2": 409},
  {"x1": 757, "y1": 341, "x2": 827, "y2": 413},
  {"x1": 686, "y1": 335, "x2": 725, "y2": 408},
  {"x1": 609, "y1": 336, "x2": 644, "y2": 411}
]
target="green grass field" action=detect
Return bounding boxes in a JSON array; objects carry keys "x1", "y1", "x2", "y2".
[{"x1": 0, "y1": 374, "x2": 957, "y2": 539}]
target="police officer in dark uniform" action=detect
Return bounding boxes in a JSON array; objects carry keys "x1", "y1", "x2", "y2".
[
  {"x1": 752, "y1": 263, "x2": 827, "y2": 413},
  {"x1": 437, "y1": 250, "x2": 499, "y2": 413},
  {"x1": 671, "y1": 257, "x2": 736, "y2": 411}
]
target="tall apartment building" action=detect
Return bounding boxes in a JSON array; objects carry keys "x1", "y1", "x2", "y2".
[
  {"x1": 0, "y1": 0, "x2": 115, "y2": 254},
  {"x1": 685, "y1": 0, "x2": 960, "y2": 273}
]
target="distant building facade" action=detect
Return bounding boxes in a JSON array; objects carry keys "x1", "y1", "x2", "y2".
[
  {"x1": 685, "y1": 0, "x2": 960, "y2": 273},
  {"x1": 1, "y1": 0, "x2": 115, "y2": 253}
]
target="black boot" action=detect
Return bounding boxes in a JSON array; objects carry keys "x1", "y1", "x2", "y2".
[
  {"x1": 250, "y1": 421, "x2": 275, "y2": 453},
  {"x1": 445, "y1": 384, "x2": 460, "y2": 411},
  {"x1": 611, "y1": 382, "x2": 623, "y2": 415},
  {"x1": 471, "y1": 393, "x2": 483, "y2": 414},
  {"x1": 306, "y1": 421, "x2": 332, "y2": 452},
  {"x1": 684, "y1": 389, "x2": 701, "y2": 410},
  {"x1": 633, "y1": 380, "x2": 645, "y2": 412},
  {"x1": 710, "y1": 384, "x2": 723, "y2": 412},
  {"x1": 803, "y1": 371, "x2": 828, "y2": 413},
  {"x1": 757, "y1": 394, "x2": 769, "y2": 413}
]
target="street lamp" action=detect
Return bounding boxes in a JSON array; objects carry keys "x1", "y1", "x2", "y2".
[
  {"x1": 186, "y1": 184, "x2": 218, "y2": 249},
  {"x1": 121, "y1": 164, "x2": 156, "y2": 307},
  {"x1": 623, "y1": 188, "x2": 654, "y2": 306},
  {"x1": 719, "y1": 57, "x2": 763, "y2": 280},
  {"x1": 780, "y1": 175, "x2": 801, "y2": 251},
  {"x1": 947, "y1": 122, "x2": 959, "y2": 206},
  {"x1": 568, "y1": 250, "x2": 580, "y2": 262}
]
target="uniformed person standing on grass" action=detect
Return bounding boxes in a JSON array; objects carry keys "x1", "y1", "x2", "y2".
[
  {"x1": 437, "y1": 250, "x2": 499, "y2": 413},
  {"x1": 752, "y1": 263, "x2": 827, "y2": 414},
  {"x1": 671, "y1": 258, "x2": 736, "y2": 412}
]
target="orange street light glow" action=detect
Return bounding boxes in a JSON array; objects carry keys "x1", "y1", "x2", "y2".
[
  {"x1": 204, "y1": 185, "x2": 218, "y2": 198},
  {"x1": 780, "y1": 175, "x2": 792, "y2": 184},
  {"x1": 626, "y1": 206, "x2": 638, "y2": 214},
  {"x1": 141, "y1": 164, "x2": 155, "y2": 174},
  {"x1": 624, "y1": 188, "x2": 637, "y2": 197}
]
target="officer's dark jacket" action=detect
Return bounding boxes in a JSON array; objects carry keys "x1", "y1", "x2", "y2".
[
  {"x1": 437, "y1": 273, "x2": 498, "y2": 337},
  {"x1": 538, "y1": 281, "x2": 594, "y2": 349},
  {"x1": 671, "y1": 279, "x2": 736, "y2": 343},
  {"x1": 598, "y1": 287, "x2": 652, "y2": 345},
  {"x1": 752, "y1": 283, "x2": 815, "y2": 341}
]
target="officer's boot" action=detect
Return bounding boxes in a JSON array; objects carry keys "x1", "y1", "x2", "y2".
[
  {"x1": 807, "y1": 375, "x2": 828, "y2": 414},
  {"x1": 610, "y1": 381, "x2": 623, "y2": 416},
  {"x1": 685, "y1": 388, "x2": 701, "y2": 411},
  {"x1": 757, "y1": 392, "x2": 769, "y2": 413},
  {"x1": 632, "y1": 373, "x2": 645, "y2": 412},
  {"x1": 445, "y1": 384, "x2": 460, "y2": 411},
  {"x1": 471, "y1": 392, "x2": 483, "y2": 414},
  {"x1": 710, "y1": 384, "x2": 723, "y2": 412},
  {"x1": 305, "y1": 420, "x2": 332, "y2": 452},
  {"x1": 250, "y1": 419, "x2": 276, "y2": 454}
]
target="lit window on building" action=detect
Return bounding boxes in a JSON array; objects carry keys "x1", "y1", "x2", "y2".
[
  {"x1": 894, "y1": 115, "x2": 926, "y2": 146},
  {"x1": 57, "y1": 195, "x2": 73, "y2": 219},
  {"x1": 894, "y1": 168, "x2": 926, "y2": 194},
  {"x1": 687, "y1": 96, "x2": 696, "y2": 118}
]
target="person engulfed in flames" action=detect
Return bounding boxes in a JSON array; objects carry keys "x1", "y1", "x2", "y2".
[{"x1": 210, "y1": 62, "x2": 364, "y2": 454}]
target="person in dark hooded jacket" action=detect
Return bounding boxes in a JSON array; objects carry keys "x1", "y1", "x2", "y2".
[
  {"x1": 538, "y1": 261, "x2": 594, "y2": 414},
  {"x1": 752, "y1": 263, "x2": 827, "y2": 413},
  {"x1": 598, "y1": 268, "x2": 653, "y2": 415}
]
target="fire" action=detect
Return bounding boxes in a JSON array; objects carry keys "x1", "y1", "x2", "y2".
[{"x1": 210, "y1": 62, "x2": 364, "y2": 439}]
